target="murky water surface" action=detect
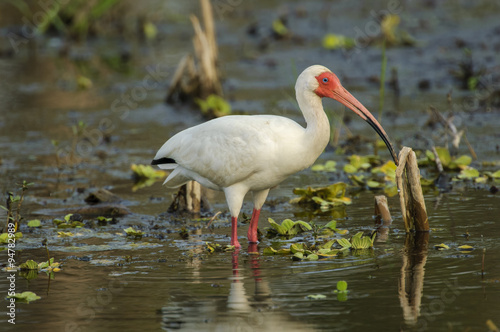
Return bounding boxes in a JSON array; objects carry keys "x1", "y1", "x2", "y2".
[{"x1": 0, "y1": 1, "x2": 499, "y2": 331}]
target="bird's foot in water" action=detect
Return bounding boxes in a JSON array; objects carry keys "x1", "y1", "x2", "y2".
[
  {"x1": 247, "y1": 229, "x2": 259, "y2": 244},
  {"x1": 230, "y1": 238, "x2": 241, "y2": 248}
]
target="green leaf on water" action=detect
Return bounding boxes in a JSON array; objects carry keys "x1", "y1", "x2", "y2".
[
  {"x1": 292, "y1": 252, "x2": 304, "y2": 260},
  {"x1": 457, "y1": 167, "x2": 480, "y2": 180},
  {"x1": 7, "y1": 291, "x2": 41, "y2": 303},
  {"x1": 281, "y1": 219, "x2": 295, "y2": 232},
  {"x1": 322, "y1": 33, "x2": 355, "y2": 50},
  {"x1": 0, "y1": 232, "x2": 22, "y2": 244},
  {"x1": 267, "y1": 218, "x2": 313, "y2": 237},
  {"x1": 27, "y1": 219, "x2": 41, "y2": 228},
  {"x1": 263, "y1": 247, "x2": 278, "y2": 255},
  {"x1": 196, "y1": 94, "x2": 231, "y2": 118},
  {"x1": 323, "y1": 220, "x2": 337, "y2": 230},
  {"x1": 337, "y1": 280, "x2": 348, "y2": 292},
  {"x1": 19, "y1": 260, "x2": 39, "y2": 270},
  {"x1": 344, "y1": 164, "x2": 357, "y2": 173},
  {"x1": 295, "y1": 220, "x2": 313, "y2": 232},
  {"x1": 453, "y1": 155, "x2": 472, "y2": 167},
  {"x1": 337, "y1": 238, "x2": 351, "y2": 250},
  {"x1": 306, "y1": 294, "x2": 327, "y2": 300},
  {"x1": 272, "y1": 18, "x2": 289, "y2": 37},
  {"x1": 434, "y1": 243, "x2": 450, "y2": 250},
  {"x1": 434, "y1": 147, "x2": 452, "y2": 167},
  {"x1": 267, "y1": 218, "x2": 287, "y2": 235},
  {"x1": 306, "y1": 253, "x2": 319, "y2": 261},
  {"x1": 124, "y1": 227, "x2": 143, "y2": 238},
  {"x1": 367, "y1": 180, "x2": 382, "y2": 188},
  {"x1": 290, "y1": 243, "x2": 306, "y2": 254},
  {"x1": 312, "y1": 160, "x2": 337, "y2": 172}
]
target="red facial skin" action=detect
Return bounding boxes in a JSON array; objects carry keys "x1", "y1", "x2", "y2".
[
  {"x1": 314, "y1": 72, "x2": 341, "y2": 99},
  {"x1": 313, "y1": 71, "x2": 399, "y2": 165}
]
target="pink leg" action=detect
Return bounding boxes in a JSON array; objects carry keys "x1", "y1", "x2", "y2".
[
  {"x1": 247, "y1": 208, "x2": 261, "y2": 243},
  {"x1": 230, "y1": 217, "x2": 241, "y2": 248},
  {"x1": 232, "y1": 250, "x2": 240, "y2": 278}
]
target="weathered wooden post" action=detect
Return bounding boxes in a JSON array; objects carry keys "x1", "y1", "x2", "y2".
[{"x1": 395, "y1": 147, "x2": 429, "y2": 232}]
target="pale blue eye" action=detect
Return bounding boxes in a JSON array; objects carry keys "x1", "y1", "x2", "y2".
[{"x1": 322, "y1": 77, "x2": 328, "y2": 83}]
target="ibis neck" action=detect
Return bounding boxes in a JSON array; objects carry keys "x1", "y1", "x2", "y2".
[{"x1": 296, "y1": 90, "x2": 331, "y2": 159}]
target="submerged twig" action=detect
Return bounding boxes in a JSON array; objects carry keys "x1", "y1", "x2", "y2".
[
  {"x1": 429, "y1": 106, "x2": 464, "y2": 150},
  {"x1": 431, "y1": 146, "x2": 444, "y2": 173},
  {"x1": 206, "y1": 211, "x2": 222, "y2": 228},
  {"x1": 463, "y1": 131, "x2": 478, "y2": 160}
]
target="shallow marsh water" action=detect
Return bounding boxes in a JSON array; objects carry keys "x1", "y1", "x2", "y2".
[{"x1": 0, "y1": 1, "x2": 500, "y2": 331}]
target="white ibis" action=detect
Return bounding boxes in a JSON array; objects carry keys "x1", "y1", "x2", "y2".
[{"x1": 152, "y1": 65, "x2": 398, "y2": 248}]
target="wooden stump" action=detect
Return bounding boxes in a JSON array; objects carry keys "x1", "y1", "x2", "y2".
[
  {"x1": 168, "y1": 181, "x2": 202, "y2": 214},
  {"x1": 395, "y1": 147, "x2": 429, "y2": 232},
  {"x1": 166, "y1": 0, "x2": 222, "y2": 103},
  {"x1": 374, "y1": 195, "x2": 392, "y2": 242}
]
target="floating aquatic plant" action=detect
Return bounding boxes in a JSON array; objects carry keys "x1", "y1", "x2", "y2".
[
  {"x1": 124, "y1": 227, "x2": 144, "y2": 239},
  {"x1": 311, "y1": 160, "x2": 337, "y2": 172},
  {"x1": 53, "y1": 214, "x2": 84, "y2": 228},
  {"x1": 265, "y1": 218, "x2": 347, "y2": 239},
  {"x1": 205, "y1": 242, "x2": 235, "y2": 253},
  {"x1": 266, "y1": 218, "x2": 312, "y2": 237},
  {"x1": 337, "y1": 232, "x2": 376, "y2": 250},
  {"x1": 131, "y1": 164, "x2": 167, "y2": 191},
  {"x1": 195, "y1": 94, "x2": 231, "y2": 118},
  {"x1": 27, "y1": 219, "x2": 41, "y2": 228},
  {"x1": 7, "y1": 291, "x2": 41, "y2": 303},
  {"x1": 264, "y1": 240, "x2": 339, "y2": 261},
  {"x1": 291, "y1": 182, "x2": 351, "y2": 211},
  {"x1": 322, "y1": 34, "x2": 355, "y2": 50}
]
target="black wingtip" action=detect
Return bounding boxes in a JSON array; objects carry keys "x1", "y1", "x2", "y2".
[{"x1": 151, "y1": 157, "x2": 176, "y2": 165}]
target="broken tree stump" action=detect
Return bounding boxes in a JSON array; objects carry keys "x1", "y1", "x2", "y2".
[
  {"x1": 374, "y1": 195, "x2": 392, "y2": 242},
  {"x1": 395, "y1": 147, "x2": 429, "y2": 232},
  {"x1": 166, "y1": 0, "x2": 222, "y2": 103},
  {"x1": 168, "y1": 181, "x2": 202, "y2": 214}
]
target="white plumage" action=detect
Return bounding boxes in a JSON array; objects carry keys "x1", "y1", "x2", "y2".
[{"x1": 153, "y1": 65, "x2": 397, "y2": 248}]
